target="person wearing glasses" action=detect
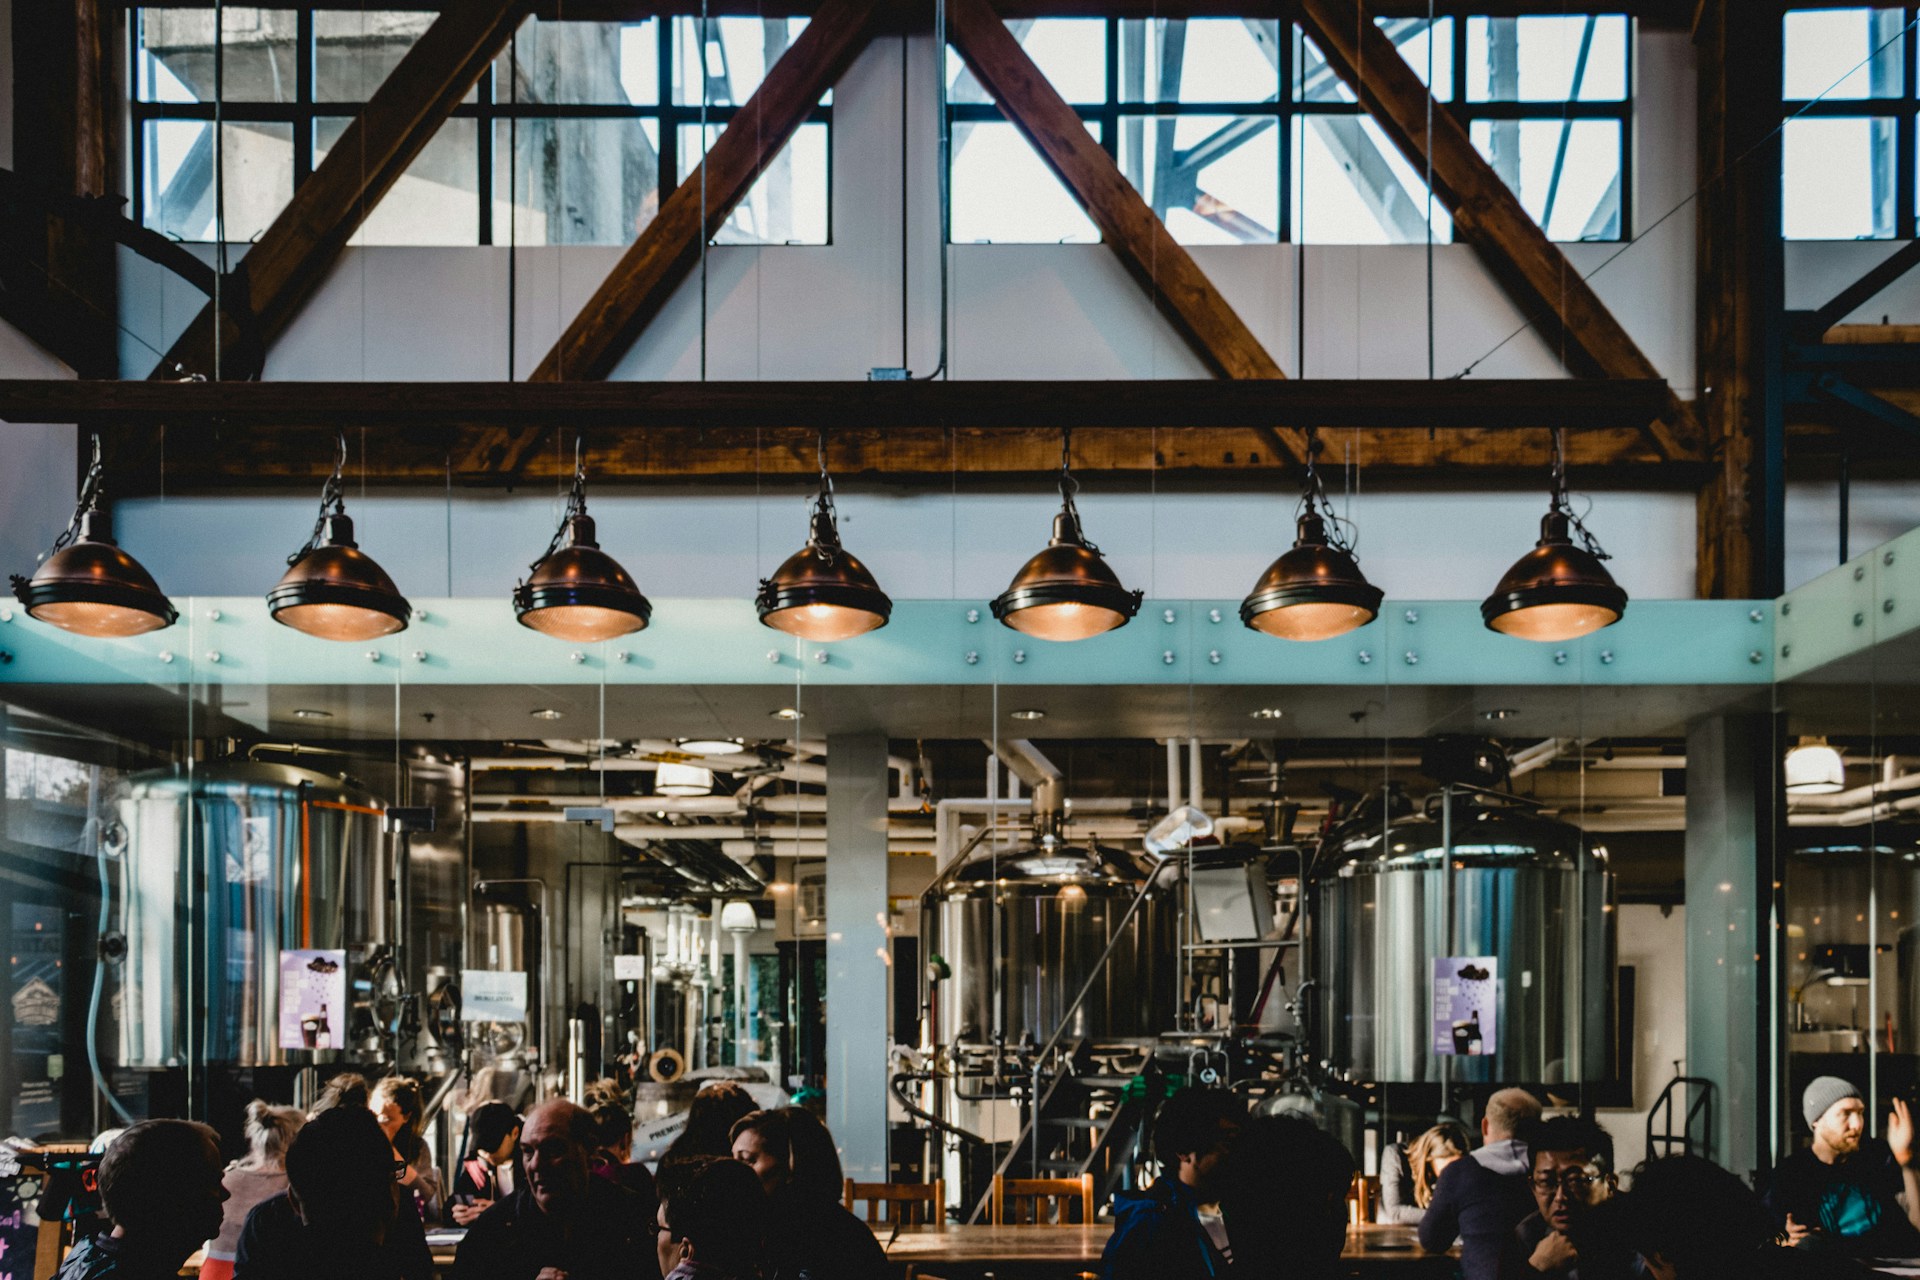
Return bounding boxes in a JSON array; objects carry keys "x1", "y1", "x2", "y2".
[
  {"x1": 1501, "y1": 1116, "x2": 1637, "y2": 1280},
  {"x1": 1765, "y1": 1076, "x2": 1920, "y2": 1259}
]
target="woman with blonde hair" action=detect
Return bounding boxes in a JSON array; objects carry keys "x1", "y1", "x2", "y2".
[
  {"x1": 1378, "y1": 1122, "x2": 1471, "y2": 1225},
  {"x1": 199, "y1": 1100, "x2": 304, "y2": 1280},
  {"x1": 371, "y1": 1074, "x2": 443, "y2": 1221}
]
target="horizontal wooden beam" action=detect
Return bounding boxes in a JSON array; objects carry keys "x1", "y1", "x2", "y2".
[
  {"x1": 127, "y1": 0, "x2": 1704, "y2": 20},
  {"x1": 0, "y1": 377, "x2": 1673, "y2": 432}
]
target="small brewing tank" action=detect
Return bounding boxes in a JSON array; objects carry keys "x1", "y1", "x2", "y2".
[
  {"x1": 114, "y1": 761, "x2": 393, "y2": 1067},
  {"x1": 922, "y1": 823, "x2": 1177, "y2": 1049},
  {"x1": 1312, "y1": 784, "x2": 1611, "y2": 1085}
]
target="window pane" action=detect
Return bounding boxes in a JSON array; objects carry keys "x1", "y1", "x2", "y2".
[
  {"x1": 1295, "y1": 21, "x2": 1454, "y2": 104},
  {"x1": 675, "y1": 122, "x2": 829, "y2": 244},
  {"x1": 674, "y1": 18, "x2": 811, "y2": 107},
  {"x1": 1469, "y1": 118, "x2": 1622, "y2": 241},
  {"x1": 1116, "y1": 20, "x2": 1279, "y2": 104},
  {"x1": 1118, "y1": 114, "x2": 1277, "y2": 244},
  {"x1": 501, "y1": 18, "x2": 660, "y2": 106},
  {"x1": 1782, "y1": 116, "x2": 1898, "y2": 239},
  {"x1": 948, "y1": 20, "x2": 1105, "y2": 107},
  {"x1": 492, "y1": 118, "x2": 661, "y2": 245},
  {"x1": 314, "y1": 11, "x2": 439, "y2": 101},
  {"x1": 1292, "y1": 115, "x2": 1451, "y2": 244},
  {"x1": 950, "y1": 119, "x2": 1100, "y2": 243},
  {"x1": 1467, "y1": 16, "x2": 1627, "y2": 102},
  {"x1": 315, "y1": 117, "x2": 478, "y2": 245},
  {"x1": 136, "y1": 8, "x2": 297, "y2": 104},
  {"x1": 1783, "y1": 8, "x2": 1905, "y2": 100},
  {"x1": 142, "y1": 120, "x2": 294, "y2": 241}
]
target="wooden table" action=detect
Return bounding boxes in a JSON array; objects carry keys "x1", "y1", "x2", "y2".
[{"x1": 877, "y1": 1223, "x2": 1457, "y2": 1275}]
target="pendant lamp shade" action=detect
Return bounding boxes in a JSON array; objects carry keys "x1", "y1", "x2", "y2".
[
  {"x1": 269, "y1": 511, "x2": 412, "y2": 641},
  {"x1": 1480, "y1": 509, "x2": 1627, "y2": 642},
  {"x1": 992, "y1": 505, "x2": 1143, "y2": 642},
  {"x1": 10, "y1": 437, "x2": 177, "y2": 638},
  {"x1": 11, "y1": 508, "x2": 177, "y2": 637},
  {"x1": 1784, "y1": 739, "x2": 1846, "y2": 796},
  {"x1": 270, "y1": 436, "x2": 410, "y2": 642},
  {"x1": 757, "y1": 492, "x2": 891, "y2": 641},
  {"x1": 514, "y1": 438, "x2": 651, "y2": 643},
  {"x1": 1241, "y1": 511, "x2": 1382, "y2": 642},
  {"x1": 514, "y1": 513, "x2": 652, "y2": 642}
]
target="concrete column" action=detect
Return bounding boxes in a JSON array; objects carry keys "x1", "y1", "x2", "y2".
[
  {"x1": 826, "y1": 731, "x2": 890, "y2": 1181},
  {"x1": 1685, "y1": 713, "x2": 1781, "y2": 1181}
]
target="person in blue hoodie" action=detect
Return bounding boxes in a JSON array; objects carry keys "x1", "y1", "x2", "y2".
[
  {"x1": 1420, "y1": 1088, "x2": 1545, "y2": 1280},
  {"x1": 1101, "y1": 1088, "x2": 1246, "y2": 1280}
]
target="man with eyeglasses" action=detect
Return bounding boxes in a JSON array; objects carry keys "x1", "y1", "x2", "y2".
[
  {"x1": 1764, "y1": 1076, "x2": 1920, "y2": 1259},
  {"x1": 1500, "y1": 1116, "x2": 1639, "y2": 1280}
]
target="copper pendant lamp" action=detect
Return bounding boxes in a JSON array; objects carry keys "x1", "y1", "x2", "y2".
[
  {"x1": 991, "y1": 429, "x2": 1142, "y2": 642},
  {"x1": 1482, "y1": 429, "x2": 1627, "y2": 642},
  {"x1": 757, "y1": 433, "x2": 891, "y2": 641},
  {"x1": 10, "y1": 435, "x2": 178, "y2": 638},
  {"x1": 1242, "y1": 428, "x2": 1382, "y2": 641},
  {"x1": 268, "y1": 434, "x2": 412, "y2": 642},
  {"x1": 514, "y1": 436, "x2": 651, "y2": 642}
]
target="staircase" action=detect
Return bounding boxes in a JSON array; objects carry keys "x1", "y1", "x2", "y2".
[{"x1": 969, "y1": 1040, "x2": 1157, "y2": 1222}]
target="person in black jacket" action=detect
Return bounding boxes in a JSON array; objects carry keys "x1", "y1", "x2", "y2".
[
  {"x1": 449, "y1": 1100, "x2": 649, "y2": 1280},
  {"x1": 1219, "y1": 1115, "x2": 1355, "y2": 1280},
  {"x1": 1100, "y1": 1088, "x2": 1244, "y2": 1280},
  {"x1": 54, "y1": 1120, "x2": 229, "y2": 1280},
  {"x1": 729, "y1": 1108, "x2": 887, "y2": 1280},
  {"x1": 234, "y1": 1105, "x2": 433, "y2": 1280},
  {"x1": 655, "y1": 1157, "x2": 769, "y2": 1280},
  {"x1": 1420, "y1": 1088, "x2": 1544, "y2": 1280},
  {"x1": 452, "y1": 1103, "x2": 523, "y2": 1226}
]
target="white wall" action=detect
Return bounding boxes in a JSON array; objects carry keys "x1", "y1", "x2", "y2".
[{"x1": 1604, "y1": 902, "x2": 1688, "y2": 1176}]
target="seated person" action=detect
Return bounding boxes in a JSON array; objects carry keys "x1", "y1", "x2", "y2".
[
  {"x1": 655, "y1": 1157, "x2": 769, "y2": 1280},
  {"x1": 451, "y1": 1102, "x2": 522, "y2": 1227},
  {"x1": 591, "y1": 1099, "x2": 658, "y2": 1205},
  {"x1": 1220, "y1": 1116, "x2": 1355, "y2": 1280},
  {"x1": 730, "y1": 1108, "x2": 888, "y2": 1280},
  {"x1": 235, "y1": 1105, "x2": 433, "y2": 1280},
  {"x1": 1379, "y1": 1123, "x2": 1471, "y2": 1226},
  {"x1": 1767, "y1": 1077, "x2": 1920, "y2": 1258},
  {"x1": 450, "y1": 1100, "x2": 647, "y2": 1280},
  {"x1": 1422, "y1": 1087, "x2": 1544, "y2": 1280},
  {"x1": 56, "y1": 1120, "x2": 229, "y2": 1280},
  {"x1": 1594, "y1": 1155, "x2": 1877, "y2": 1280},
  {"x1": 1102, "y1": 1087, "x2": 1245, "y2": 1280},
  {"x1": 1501, "y1": 1116, "x2": 1638, "y2": 1280}
]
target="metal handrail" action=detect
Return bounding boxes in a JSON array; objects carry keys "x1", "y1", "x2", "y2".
[{"x1": 1646, "y1": 1074, "x2": 1716, "y2": 1160}]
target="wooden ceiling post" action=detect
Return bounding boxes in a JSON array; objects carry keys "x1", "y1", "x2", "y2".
[
  {"x1": 149, "y1": 0, "x2": 529, "y2": 382},
  {"x1": 528, "y1": 0, "x2": 885, "y2": 382},
  {"x1": 1295, "y1": 0, "x2": 1700, "y2": 466}
]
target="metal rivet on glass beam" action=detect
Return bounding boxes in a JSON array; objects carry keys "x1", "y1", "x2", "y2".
[
  {"x1": 1404, "y1": 609, "x2": 1420, "y2": 624},
  {"x1": 966, "y1": 609, "x2": 980, "y2": 624},
  {"x1": 1403, "y1": 651, "x2": 1419, "y2": 665},
  {"x1": 1749, "y1": 650, "x2": 1765, "y2": 664},
  {"x1": 1886, "y1": 600, "x2": 1896, "y2": 614},
  {"x1": 1599, "y1": 650, "x2": 1615, "y2": 664},
  {"x1": 1208, "y1": 650, "x2": 1222, "y2": 665},
  {"x1": 159, "y1": 650, "x2": 174, "y2": 664},
  {"x1": 965, "y1": 651, "x2": 979, "y2": 665},
  {"x1": 1163, "y1": 651, "x2": 1176, "y2": 664},
  {"x1": 1356, "y1": 650, "x2": 1373, "y2": 665},
  {"x1": 205, "y1": 651, "x2": 221, "y2": 664},
  {"x1": 413, "y1": 650, "x2": 428, "y2": 663},
  {"x1": 366, "y1": 651, "x2": 382, "y2": 663},
  {"x1": 1012, "y1": 649, "x2": 1026, "y2": 664},
  {"x1": 1749, "y1": 609, "x2": 1764, "y2": 623},
  {"x1": 1163, "y1": 609, "x2": 1177, "y2": 624},
  {"x1": 1209, "y1": 609, "x2": 1222, "y2": 624},
  {"x1": 571, "y1": 652, "x2": 587, "y2": 664},
  {"x1": 1554, "y1": 651, "x2": 1569, "y2": 665}
]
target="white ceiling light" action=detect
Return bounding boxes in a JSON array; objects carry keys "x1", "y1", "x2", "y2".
[
  {"x1": 1785, "y1": 739, "x2": 1845, "y2": 795},
  {"x1": 680, "y1": 739, "x2": 744, "y2": 756},
  {"x1": 720, "y1": 901, "x2": 759, "y2": 933},
  {"x1": 656, "y1": 762, "x2": 715, "y2": 797}
]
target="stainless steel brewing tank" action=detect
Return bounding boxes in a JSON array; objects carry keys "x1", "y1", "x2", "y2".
[
  {"x1": 115, "y1": 761, "x2": 392, "y2": 1067},
  {"x1": 923, "y1": 840, "x2": 1176, "y2": 1047},
  {"x1": 1312, "y1": 791, "x2": 1610, "y2": 1084}
]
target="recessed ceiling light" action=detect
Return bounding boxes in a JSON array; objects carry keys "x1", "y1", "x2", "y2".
[
  {"x1": 1249, "y1": 708, "x2": 1284, "y2": 721},
  {"x1": 1010, "y1": 709, "x2": 1046, "y2": 721},
  {"x1": 770, "y1": 708, "x2": 804, "y2": 721},
  {"x1": 293, "y1": 708, "x2": 334, "y2": 720},
  {"x1": 531, "y1": 708, "x2": 565, "y2": 721},
  {"x1": 1480, "y1": 708, "x2": 1519, "y2": 721}
]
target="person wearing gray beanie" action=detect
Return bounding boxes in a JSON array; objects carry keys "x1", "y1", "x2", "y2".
[{"x1": 1765, "y1": 1079, "x2": 1920, "y2": 1258}]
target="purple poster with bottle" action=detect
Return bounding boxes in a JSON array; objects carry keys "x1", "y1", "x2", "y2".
[
  {"x1": 279, "y1": 950, "x2": 346, "y2": 1051},
  {"x1": 1432, "y1": 956, "x2": 1498, "y2": 1056}
]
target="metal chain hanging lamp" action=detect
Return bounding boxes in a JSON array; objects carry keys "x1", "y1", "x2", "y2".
[
  {"x1": 756, "y1": 431, "x2": 892, "y2": 641},
  {"x1": 268, "y1": 433, "x2": 412, "y2": 641},
  {"x1": 1241, "y1": 427, "x2": 1383, "y2": 641},
  {"x1": 513, "y1": 435, "x2": 652, "y2": 642},
  {"x1": 991, "y1": 429, "x2": 1142, "y2": 642},
  {"x1": 1481, "y1": 428, "x2": 1627, "y2": 642},
  {"x1": 10, "y1": 434, "x2": 178, "y2": 637}
]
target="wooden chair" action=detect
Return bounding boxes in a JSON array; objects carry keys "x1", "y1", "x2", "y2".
[
  {"x1": 990, "y1": 1173, "x2": 1095, "y2": 1225},
  {"x1": 843, "y1": 1178, "x2": 946, "y2": 1226}
]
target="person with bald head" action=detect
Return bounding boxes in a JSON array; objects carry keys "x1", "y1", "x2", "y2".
[
  {"x1": 1418, "y1": 1088, "x2": 1545, "y2": 1280},
  {"x1": 450, "y1": 1100, "x2": 652, "y2": 1280}
]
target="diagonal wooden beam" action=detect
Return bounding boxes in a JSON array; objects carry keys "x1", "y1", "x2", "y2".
[
  {"x1": 529, "y1": 0, "x2": 883, "y2": 382},
  {"x1": 150, "y1": 0, "x2": 528, "y2": 381},
  {"x1": 947, "y1": 0, "x2": 1288, "y2": 393},
  {"x1": 1296, "y1": 0, "x2": 1699, "y2": 463}
]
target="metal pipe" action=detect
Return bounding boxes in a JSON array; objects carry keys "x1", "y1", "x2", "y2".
[
  {"x1": 1188, "y1": 737, "x2": 1203, "y2": 813},
  {"x1": 1167, "y1": 739, "x2": 1181, "y2": 814}
]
